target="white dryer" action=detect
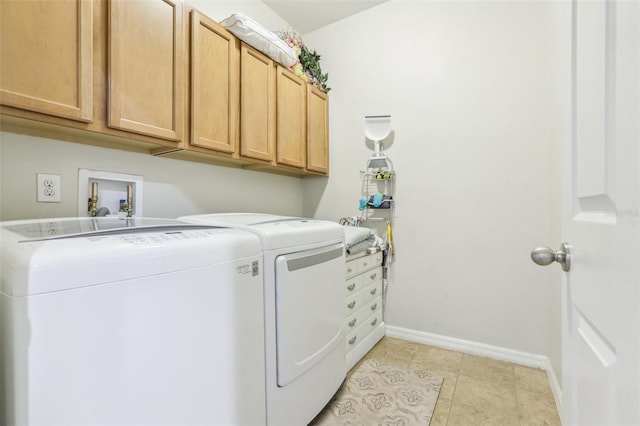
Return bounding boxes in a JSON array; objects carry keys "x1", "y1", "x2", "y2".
[
  {"x1": 0, "y1": 217, "x2": 266, "y2": 426},
  {"x1": 179, "y1": 213, "x2": 346, "y2": 426}
]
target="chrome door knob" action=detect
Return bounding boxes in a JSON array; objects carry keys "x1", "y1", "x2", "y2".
[{"x1": 531, "y1": 243, "x2": 571, "y2": 272}]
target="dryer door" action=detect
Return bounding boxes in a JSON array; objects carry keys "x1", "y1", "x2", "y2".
[{"x1": 274, "y1": 242, "x2": 345, "y2": 387}]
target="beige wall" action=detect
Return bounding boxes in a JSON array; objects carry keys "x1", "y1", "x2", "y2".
[
  {"x1": 302, "y1": 0, "x2": 563, "y2": 377},
  {"x1": 0, "y1": 132, "x2": 303, "y2": 220}
]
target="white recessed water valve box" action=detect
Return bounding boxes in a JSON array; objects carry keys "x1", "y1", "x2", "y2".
[{"x1": 77, "y1": 169, "x2": 143, "y2": 217}]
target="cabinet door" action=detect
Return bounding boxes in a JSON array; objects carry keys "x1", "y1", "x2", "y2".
[
  {"x1": 108, "y1": 0, "x2": 184, "y2": 141},
  {"x1": 239, "y1": 44, "x2": 275, "y2": 162},
  {"x1": 0, "y1": 0, "x2": 93, "y2": 122},
  {"x1": 306, "y1": 85, "x2": 329, "y2": 174},
  {"x1": 190, "y1": 11, "x2": 238, "y2": 154},
  {"x1": 276, "y1": 66, "x2": 306, "y2": 169}
]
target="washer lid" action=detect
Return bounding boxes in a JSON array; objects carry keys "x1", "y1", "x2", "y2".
[
  {"x1": 2, "y1": 217, "x2": 209, "y2": 241},
  {"x1": 0, "y1": 217, "x2": 262, "y2": 296},
  {"x1": 179, "y1": 213, "x2": 345, "y2": 250}
]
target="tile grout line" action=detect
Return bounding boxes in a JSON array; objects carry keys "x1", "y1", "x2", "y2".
[
  {"x1": 444, "y1": 371, "x2": 460, "y2": 426},
  {"x1": 442, "y1": 350, "x2": 464, "y2": 426},
  {"x1": 511, "y1": 365, "x2": 523, "y2": 426}
]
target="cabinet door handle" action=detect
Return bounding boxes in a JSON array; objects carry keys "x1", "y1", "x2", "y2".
[
  {"x1": 347, "y1": 283, "x2": 356, "y2": 291},
  {"x1": 370, "y1": 272, "x2": 377, "y2": 280},
  {"x1": 370, "y1": 288, "x2": 377, "y2": 295},
  {"x1": 348, "y1": 318, "x2": 357, "y2": 327},
  {"x1": 348, "y1": 336, "x2": 357, "y2": 345},
  {"x1": 370, "y1": 318, "x2": 378, "y2": 326},
  {"x1": 370, "y1": 303, "x2": 377, "y2": 311},
  {"x1": 347, "y1": 301, "x2": 356, "y2": 309}
]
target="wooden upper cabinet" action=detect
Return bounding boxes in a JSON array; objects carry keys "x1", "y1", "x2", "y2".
[
  {"x1": 306, "y1": 85, "x2": 329, "y2": 174},
  {"x1": 240, "y1": 44, "x2": 275, "y2": 162},
  {"x1": 108, "y1": 0, "x2": 184, "y2": 141},
  {"x1": 0, "y1": 0, "x2": 93, "y2": 122},
  {"x1": 190, "y1": 10, "x2": 238, "y2": 154},
  {"x1": 276, "y1": 65, "x2": 306, "y2": 169},
  {"x1": 0, "y1": 1, "x2": 329, "y2": 175}
]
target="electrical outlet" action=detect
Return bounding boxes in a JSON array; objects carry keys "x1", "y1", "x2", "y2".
[{"x1": 37, "y1": 173, "x2": 61, "y2": 202}]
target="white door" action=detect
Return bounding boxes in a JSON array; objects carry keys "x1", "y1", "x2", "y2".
[{"x1": 561, "y1": 0, "x2": 639, "y2": 424}]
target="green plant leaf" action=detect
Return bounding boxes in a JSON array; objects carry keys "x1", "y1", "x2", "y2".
[{"x1": 276, "y1": 30, "x2": 331, "y2": 93}]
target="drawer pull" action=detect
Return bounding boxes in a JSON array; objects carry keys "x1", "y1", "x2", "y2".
[
  {"x1": 347, "y1": 283, "x2": 356, "y2": 291},
  {"x1": 370, "y1": 288, "x2": 377, "y2": 295},
  {"x1": 347, "y1": 267, "x2": 353, "y2": 273},
  {"x1": 370, "y1": 303, "x2": 377, "y2": 311},
  {"x1": 348, "y1": 336, "x2": 357, "y2": 345},
  {"x1": 363, "y1": 262, "x2": 368, "y2": 267},
  {"x1": 371, "y1": 318, "x2": 378, "y2": 326},
  {"x1": 370, "y1": 272, "x2": 377, "y2": 280},
  {"x1": 348, "y1": 318, "x2": 357, "y2": 327},
  {"x1": 347, "y1": 301, "x2": 356, "y2": 309}
]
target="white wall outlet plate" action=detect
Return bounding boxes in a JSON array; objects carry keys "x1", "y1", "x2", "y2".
[{"x1": 36, "y1": 173, "x2": 61, "y2": 202}]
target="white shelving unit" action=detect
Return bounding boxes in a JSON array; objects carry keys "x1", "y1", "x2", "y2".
[
  {"x1": 341, "y1": 115, "x2": 396, "y2": 369},
  {"x1": 359, "y1": 170, "x2": 395, "y2": 223}
]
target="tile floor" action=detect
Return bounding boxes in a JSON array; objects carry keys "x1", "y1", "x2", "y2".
[{"x1": 352, "y1": 336, "x2": 562, "y2": 426}]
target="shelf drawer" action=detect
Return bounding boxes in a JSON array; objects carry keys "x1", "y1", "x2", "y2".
[
  {"x1": 344, "y1": 275, "x2": 359, "y2": 296},
  {"x1": 346, "y1": 304, "x2": 383, "y2": 353},
  {"x1": 345, "y1": 261, "x2": 357, "y2": 277},
  {"x1": 357, "y1": 252, "x2": 382, "y2": 273},
  {"x1": 345, "y1": 292, "x2": 364, "y2": 315},
  {"x1": 345, "y1": 268, "x2": 380, "y2": 296},
  {"x1": 346, "y1": 321, "x2": 366, "y2": 352},
  {"x1": 365, "y1": 294, "x2": 382, "y2": 317},
  {"x1": 362, "y1": 280, "x2": 382, "y2": 306},
  {"x1": 345, "y1": 251, "x2": 382, "y2": 278},
  {"x1": 361, "y1": 266, "x2": 381, "y2": 288},
  {"x1": 345, "y1": 308, "x2": 366, "y2": 334}
]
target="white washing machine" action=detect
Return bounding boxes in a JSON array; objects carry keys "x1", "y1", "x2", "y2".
[
  {"x1": 0, "y1": 217, "x2": 266, "y2": 426},
  {"x1": 179, "y1": 213, "x2": 346, "y2": 426}
]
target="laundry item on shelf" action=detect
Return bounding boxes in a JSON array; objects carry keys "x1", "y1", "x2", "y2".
[
  {"x1": 220, "y1": 13, "x2": 297, "y2": 67},
  {"x1": 343, "y1": 225, "x2": 383, "y2": 255}
]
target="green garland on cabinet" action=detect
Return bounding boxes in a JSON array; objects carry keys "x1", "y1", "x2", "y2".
[{"x1": 276, "y1": 30, "x2": 331, "y2": 93}]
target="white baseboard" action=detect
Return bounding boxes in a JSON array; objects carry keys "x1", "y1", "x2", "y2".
[
  {"x1": 546, "y1": 360, "x2": 563, "y2": 421},
  {"x1": 385, "y1": 325, "x2": 563, "y2": 415}
]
